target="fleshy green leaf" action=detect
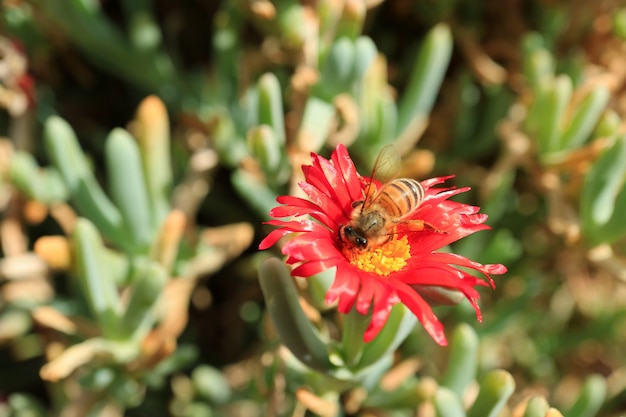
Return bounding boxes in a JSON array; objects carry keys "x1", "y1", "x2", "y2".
[
  {"x1": 527, "y1": 75, "x2": 571, "y2": 156},
  {"x1": 580, "y1": 135, "x2": 626, "y2": 245},
  {"x1": 396, "y1": 23, "x2": 452, "y2": 139},
  {"x1": 352, "y1": 36, "x2": 377, "y2": 81},
  {"x1": 298, "y1": 97, "x2": 336, "y2": 153},
  {"x1": 441, "y1": 324, "x2": 479, "y2": 398},
  {"x1": 522, "y1": 33, "x2": 554, "y2": 88},
  {"x1": 134, "y1": 96, "x2": 173, "y2": 227},
  {"x1": 192, "y1": 365, "x2": 232, "y2": 405},
  {"x1": 565, "y1": 374, "x2": 606, "y2": 417},
  {"x1": 466, "y1": 370, "x2": 515, "y2": 417},
  {"x1": 434, "y1": 387, "x2": 467, "y2": 417},
  {"x1": 231, "y1": 169, "x2": 279, "y2": 220},
  {"x1": 257, "y1": 73, "x2": 286, "y2": 145},
  {"x1": 247, "y1": 125, "x2": 288, "y2": 185},
  {"x1": 72, "y1": 218, "x2": 123, "y2": 339},
  {"x1": 258, "y1": 258, "x2": 332, "y2": 372},
  {"x1": 105, "y1": 128, "x2": 153, "y2": 250},
  {"x1": 560, "y1": 86, "x2": 609, "y2": 150},
  {"x1": 44, "y1": 116, "x2": 128, "y2": 248},
  {"x1": 9, "y1": 152, "x2": 68, "y2": 203},
  {"x1": 121, "y1": 261, "x2": 167, "y2": 340},
  {"x1": 522, "y1": 396, "x2": 550, "y2": 417},
  {"x1": 319, "y1": 37, "x2": 355, "y2": 98},
  {"x1": 334, "y1": 0, "x2": 365, "y2": 40}
]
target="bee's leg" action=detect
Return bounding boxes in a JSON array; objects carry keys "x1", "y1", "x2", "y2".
[
  {"x1": 403, "y1": 219, "x2": 448, "y2": 234},
  {"x1": 338, "y1": 225, "x2": 345, "y2": 243},
  {"x1": 424, "y1": 221, "x2": 448, "y2": 234},
  {"x1": 404, "y1": 219, "x2": 425, "y2": 232}
]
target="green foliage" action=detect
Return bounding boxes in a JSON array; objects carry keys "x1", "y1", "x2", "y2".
[
  {"x1": 581, "y1": 135, "x2": 626, "y2": 245},
  {"x1": 1, "y1": 0, "x2": 624, "y2": 416},
  {"x1": 258, "y1": 258, "x2": 332, "y2": 372}
]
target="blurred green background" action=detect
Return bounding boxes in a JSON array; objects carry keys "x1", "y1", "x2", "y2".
[{"x1": 1, "y1": 0, "x2": 626, "y2": 416}]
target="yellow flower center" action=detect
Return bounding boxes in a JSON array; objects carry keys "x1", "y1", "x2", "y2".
[{"x1": 349, "y1": 235, "x2": 411, "y2": 276}]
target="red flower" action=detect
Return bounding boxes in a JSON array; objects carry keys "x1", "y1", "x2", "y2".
[{"x1": 259, "y1": 144, "x2": 506, "y2": 346}]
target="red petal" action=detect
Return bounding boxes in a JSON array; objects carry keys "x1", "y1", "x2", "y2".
[
  {"x1": 459, "y1": 287, "x2": 483, "y2": 322},
  {"x1": 282, "y1": 234, "x2": 342, "y2": 261},
  {"x1": 299, "y1": 181, "x2": 345, "y2": 222},
  {"x1": 362, "y1": 283, "x2": 399, "y2": 342},
  {"x1": 355, "y1": 275, "x2": 376, "y2": 314},
  {"x1": 421, "y1": 175, "x2": 455, "y2": 188},
  {"x1": 259, "y1": 228, "x2": 292, "y2": 250},
  {"x1": 363, "y1": 302, "x2": 393, "y2": 342},
  {"x1": 406, "y1": 223, "x2": 491, "y2": 254},
  {"x1": 332, "y1": 144, "x2": 363, "y2": 204},
  {"x1": 291, "y1": 259, "x2": 340, "y2": 277},
  {"x1": 326, "y1": 265, "x2": 360, "y2": 313},
  {"x1": 259, "y1": 219, "x2": 333, "y2": 250},
  {"x1": 301, "y1": 164, "x2": 330, "y2": 196},
  {"x1": 272, "y1": 195, "x2": 338, "y2": 227},
  {"x1": 427, "y1": 186, "x2": 471, "y2": 202},
  {"x1": 265, "y1": 219, "x2": 330, "y2": 234},
  {"x1": 422, "y1": 252, "x2": 504, "y2": 286},
  {"x1": 390, "y1": 280, "x2": 448, "y2": 346},
  {"x1": 485, "y1": 263, "x2": 508, "y2": 274}
]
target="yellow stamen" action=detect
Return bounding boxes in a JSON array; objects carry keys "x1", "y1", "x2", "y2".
[{"x1": 349, "y1": 236, "x2": 411, "y2": 276}]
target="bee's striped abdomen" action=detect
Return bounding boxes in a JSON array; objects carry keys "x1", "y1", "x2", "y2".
[{"x1": 376, "y1": 178, "x2": 425, "y2": 218}]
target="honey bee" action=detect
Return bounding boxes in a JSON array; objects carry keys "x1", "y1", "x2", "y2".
[{"x1": 339, "y1": 145, "x2": 435, "y2": 252}]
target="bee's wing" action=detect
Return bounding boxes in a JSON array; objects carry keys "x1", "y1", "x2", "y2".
[
  {"x1": 370, "y1": 144, "x2": 401, "y2": 182},
  {"x1": 362, "y1": 144, "x2": 402, "y2": 209}
]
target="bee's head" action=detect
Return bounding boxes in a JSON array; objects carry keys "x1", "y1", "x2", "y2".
[{"x1": 339, "y1": 225, "x2": 368, "y2": 250}]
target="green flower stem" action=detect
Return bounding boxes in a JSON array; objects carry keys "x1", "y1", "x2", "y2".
[
  {"x1": 357, "y1": 304, "x2": 417, "y2": 370},
  {"x1": 353, "y1": 354, "x2": 394, "y2": 391},
  {"x1": 341, "y1": 307, "x2": 369, "y2": 368}
]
